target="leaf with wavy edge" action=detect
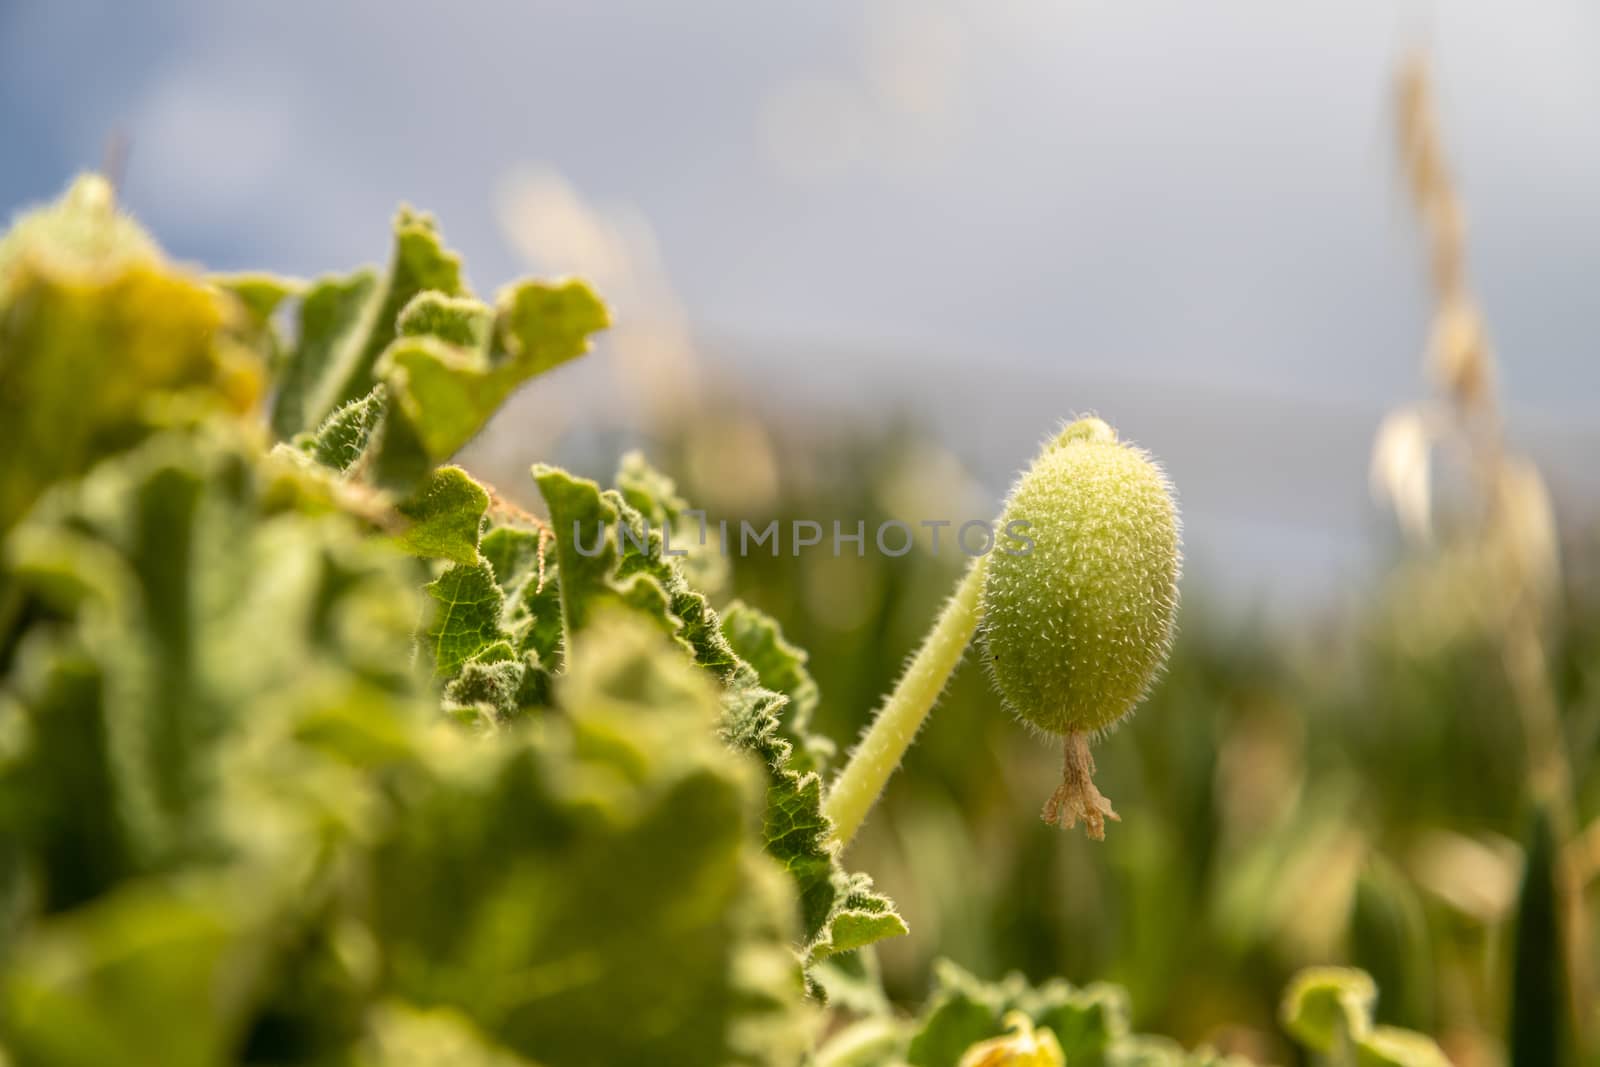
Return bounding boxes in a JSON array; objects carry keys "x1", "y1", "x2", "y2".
[
  {"x1": 270, "y1": 209, "x2": 464, "y2": 440},
  {"x1": 395, "y1": 467, "x2": 488, "y2": 567},
  {"x1": 534, "y1": 462, "x2": 903, "y2": 969}
]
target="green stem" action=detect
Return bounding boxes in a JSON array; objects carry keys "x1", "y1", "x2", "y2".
[{"x1": 824, "y1": 555, "x2": 987, "y2": 850}]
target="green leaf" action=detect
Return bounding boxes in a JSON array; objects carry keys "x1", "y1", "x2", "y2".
[
  {"x1": 1280, "y1": 967, "x2": 1457, "y2": 1067},
  {"x1": 494, "y1": 279, "x2": 608, "y2": 377},
  {"x1": 413, "y1": 519, "x2": 565, "y2": 722},
  {"x1": 362, "y1": 281, "x2": 604, "y2": 483},
  {"x1": 413, "y1": 498, "x2": 566, "y2": 720},
  {"x1": 271, "y1": 270, "x2": 379, "y2": 440},
  {"x1": 615, "y1": 449, "x2": 691, "y2": 521},
  {"x1": 908, "y1": 963, "x2": 1134, "y2": 1067},
  {"x1": 267, "y1": 219, "x2": 604, "y2": 494},
  {"x1": 372, "y1": 615, "x2": 810, "y2": 1067},
  {"x1": 396, "y1": 291, "x2": 493, "y2": 349},
  {"x1": 615, "y1": 450, "x2": 729, "y2": 599},
  {"x1": 1, "y1": 427, "x2": 431, "y2": 891},
  {"x1": 211, "y1": 272, "x2": 300, "y2": 378},
  {"x1": 270, "y1": 208, "x2": 465, "y2": 440},
  {"x1": 813, "y1": 875, "x2": 906, "y2": 957},
  {"x1": 904, "y1": 963, "x2": 1213, "y2": 1067},
  {"x1": 1, "y1": 880, "x2": 261, "y2": 1067},
  {"x1": 441, "y1": 657, "x2": 526, "y2": 727},
  {"x1": 721, "y1": 601, "x2": 829, "y2": 772},
  {"x1": 1028, "y1": 984, "x2": 1130, "y2": 1067},
  {"x1": 395, "y1": 466, "x2": 489, "y2": 566},
  {"x1": 0, "y1": 644, "x2": 128, "y2": 912},
  {"x1": 374, "y1": 337, "x2": 504, "y2": 463},
  {"x1": 1508, "y1": 806, "x2": 1569, "y2": 1067},
  {"x1": 0, "y1": 177, "x2": 258, "y2": 533},
  {"x1": 1349, "y1": 855, "x2": 1433, "y2": 1032},
  {"x1": 535, "y1": 464, "x2": 904, "y2": 965},
  {"x1": 480, "y1": 526, "x2": 546, "y2": 600},
  {"x1": 906, "y1": 961, "x2": 1015, "y2": 1067},
  {"x1": 211, "y1": 272, "x2": 300, "y2": 327},
  {"x1": 421, "y1": 564, "x2": 507, "y2": 680},
  {"x1": 532, "y1": 465, "x2": 682, "y2": 648},
  {"x1": 373, "y1": 211, "x2": 469, "y2": 350},
  {"x1": 535, "y1": 463, "x2": 746, "y2": 690},
  {"x1": 1280, "y1": 966, "x2": 1376, "y2": 1053},
  {"x1": 724, "y1": 680, "x2": 904, "y2": 966},
  {"x1": 299, "y1": 387, "x2": 388, "y2": 476},
  {"x1": 480, "y1": 527, "x2": 561, "y2": 654},
  {"x1": 479, "y1": 524, "x2": 563, "y2": 698},
  {"x1": 377, "y1": 285, "x2": 606, "y2": 469},
  {"x1": 720, "y1": 603, "x2": 819, "y2": 725},
  {"x1": 0, "y1": 174, "x2": 158, "y2": 277}
]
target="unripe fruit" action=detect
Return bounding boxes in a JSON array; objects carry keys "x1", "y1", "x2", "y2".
[
  {"x1": 982, "y1": 416, "x2": 1180, "y2": 734},
  {"x1": 979, "y1": 416, "x2": 1180, "y2": 837},
  {"x1": 823, "y1": 414, "x2": 1182, "y2": 848}
]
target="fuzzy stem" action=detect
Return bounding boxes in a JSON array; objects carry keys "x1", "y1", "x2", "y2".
[{"x1": 825, "y1": 556, "x2": 986, "y2": 850}]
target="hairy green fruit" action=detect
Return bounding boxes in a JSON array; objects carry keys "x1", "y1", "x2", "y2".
[
  {"x1": 981, "y1": 416, "x2": 1180, "y2": 735},
  {"x1": 826, "y1": 415, "x2": 1181, "y2": 847},
  {"x1": 979, "y1": 416, "x2": 1180, "y2": 836}
]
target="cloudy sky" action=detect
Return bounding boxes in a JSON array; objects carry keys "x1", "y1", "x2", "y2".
[{"x1": 3, "y1": 0, "x2": 1596, "y2": 612}]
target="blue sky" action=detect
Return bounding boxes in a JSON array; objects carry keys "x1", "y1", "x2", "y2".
[{"x1": 4, "y1": 0, "x2": 1596, "y2": 611}]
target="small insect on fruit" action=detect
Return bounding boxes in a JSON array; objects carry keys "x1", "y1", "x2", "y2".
[{"x1": 980, "y1": 416, "x2": 1181, "y2": 838}]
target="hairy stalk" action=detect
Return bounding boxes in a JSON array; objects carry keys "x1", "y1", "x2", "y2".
[{"x1": 825, "y1": 556, "x2": 986, "y2": 849}]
